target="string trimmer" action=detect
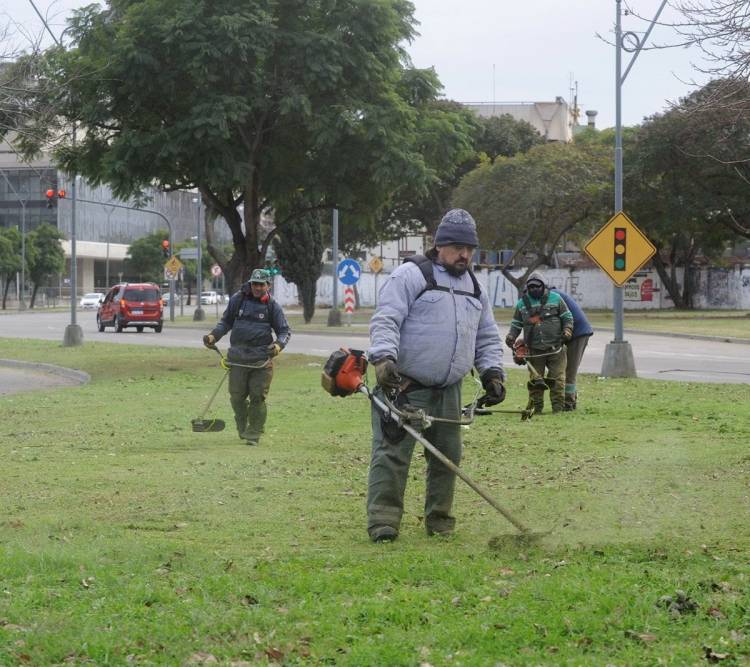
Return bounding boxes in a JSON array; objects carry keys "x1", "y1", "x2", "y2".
[
  {"x1": 191, "y1": 346, "x2": 229, "y2": 432},
  {"x1": 192, "y1": 346, "x2": 273, "y2": 433},
  {"x1": 321, "y1": 348, "x2": 547, "y2": 543}
]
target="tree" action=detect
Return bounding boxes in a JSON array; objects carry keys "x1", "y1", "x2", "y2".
[
  {"x1": 273, "y1": 207, "x2": 324, "y2": 323},
  {"x1": 453, "y1": 141, "x2": 612, "y2": 288},
  {"x1": 18, "y1": 1, "x2": 474, "y2": 294},
  {"x1": 668, "y1": 0, "x2": 750, "y2": 79},
  {"x1": 27, "y1": 223, "x2": 64, "y2": 308},
  {"x1": 124, "y1": 230, "x2": 170, "y2": 284},
  {"x1": 622, "y1": 88, "x2": 744, "y2": 308},
  {"x1": 374, "y1": 103, "x2": 544, "y2": 248},
  {"x1": 475, "y1": 113, "x2": 544, "y2": 162},
  {"x1": 0, "y1": 227, "x2": 22, "y2": 309}
]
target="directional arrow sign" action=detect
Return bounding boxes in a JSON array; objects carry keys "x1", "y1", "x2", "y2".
[
  {"x1": 584, "y1": 211, "x2": 656, "y2": 287},
  {"x1": 337, "y1": 259, "x2": 361, "y2": 285}
]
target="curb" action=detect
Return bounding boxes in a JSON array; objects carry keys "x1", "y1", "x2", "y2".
[
  {"x1": 591, "y1": 327, "x2": 750, "y2": 345},
  {"x1": 0, "y1": 359, "x2": 91, "y2": 385}
]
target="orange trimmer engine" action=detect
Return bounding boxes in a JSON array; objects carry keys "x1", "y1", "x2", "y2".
[
  {"x1": 512, "y1": 338, "x2": 528, "y2": 365},
  {"x1": 321, "y1": 348, "x2": 368, "y2": 397}
]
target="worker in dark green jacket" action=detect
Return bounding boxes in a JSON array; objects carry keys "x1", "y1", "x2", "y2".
[{"x1": 505, "y1": 272, "x2": 573, "y2": 413}]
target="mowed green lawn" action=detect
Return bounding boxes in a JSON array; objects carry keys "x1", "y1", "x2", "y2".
[{"x1": 1, "y1": 339, "x2": 749, "y2": 665}]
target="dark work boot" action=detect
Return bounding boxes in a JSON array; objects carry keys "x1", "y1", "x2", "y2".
[{"x1": 369, "y1": 525, "x2": 399, "y2": 543}]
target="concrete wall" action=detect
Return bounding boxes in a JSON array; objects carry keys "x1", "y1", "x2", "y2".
[{"x1": 270, "y1": 265, "x2": 750, "y2": 310}]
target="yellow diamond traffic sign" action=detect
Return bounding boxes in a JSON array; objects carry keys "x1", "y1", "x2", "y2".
[
  {"x1": 164, "y1": 256, "x2": 184, "y2": 275},
  {"x1": 584, "y1": 211, "x2": 656, "y2": 287},
  {"x1": 368, "y1": 256, "x2": 383, "y2": 274}
]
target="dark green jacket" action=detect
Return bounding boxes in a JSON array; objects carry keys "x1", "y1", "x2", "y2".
[{"x1": 508, "y1": 290, "x2": 573, "y2": 351}]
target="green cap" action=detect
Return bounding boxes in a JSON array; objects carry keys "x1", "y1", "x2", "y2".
[{"x1": 250, "y1": 268, "x2": 271, "y2": 283}]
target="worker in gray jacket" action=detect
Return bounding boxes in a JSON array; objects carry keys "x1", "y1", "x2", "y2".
[{"x1": 367, "y1": 209, "x2": 505, "y2": 543}]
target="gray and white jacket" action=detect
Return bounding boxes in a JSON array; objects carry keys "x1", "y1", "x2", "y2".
[{"x1": 369, "y1": 260, "x2": 503, "y2": 387}]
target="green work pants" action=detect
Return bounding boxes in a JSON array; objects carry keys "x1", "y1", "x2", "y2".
[
  {"x1": 228, "y1": 363, "x2": 274, "y2": 439},
  {"x1": 527, "y1": 347, "x2": 567, "y2": 413},
  {"x1": 367, "y1": 382, "x2": 462, "y2": 536},
  {"x1": 564, "y1": 336, "x2": 589, "y2": 409}
]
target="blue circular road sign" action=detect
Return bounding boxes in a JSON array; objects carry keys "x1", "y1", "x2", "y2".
[{"x1": 337, "y1": 259, "x2": 361, "y2": 285}]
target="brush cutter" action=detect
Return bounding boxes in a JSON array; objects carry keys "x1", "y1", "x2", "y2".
[
  {"x1": 192, "y1": 346, "x2": 274, "y2": 433},
  {"x1": 191, "y1": 345, "x2": 231, "y2": 432},
  {"x1": 321, "y1": 348, "x2": 541, "y2": 538}
]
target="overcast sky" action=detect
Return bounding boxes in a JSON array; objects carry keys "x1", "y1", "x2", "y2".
[{"x1": 5, "y1": 0, "x2": 709, "y2": 129}]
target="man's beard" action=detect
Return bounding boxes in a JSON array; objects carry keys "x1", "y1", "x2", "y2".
[{"x1": 443, "y1": 260, "x2": 468, "y2": 277}]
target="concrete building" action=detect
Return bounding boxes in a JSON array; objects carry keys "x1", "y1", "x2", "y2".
[
  {"x1": 0, "y1": 139, "x2": 230, "y2": 302},
  {"x1": 463, "y1": 97, "x2": 576, "y2": 142}
]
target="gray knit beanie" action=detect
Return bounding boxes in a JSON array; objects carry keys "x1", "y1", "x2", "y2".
[
  {"x1": 526, "y1": 271, "x2": 546, "y2": 288},
  {"x1": 434, "y1": 208, "x2": 479, "y2": 247}
]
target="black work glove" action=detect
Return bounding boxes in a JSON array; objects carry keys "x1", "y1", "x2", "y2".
[
  {"x1": 504, "y1": 333, "x2": 516, "y2": 349},
  {"x1": 374, "y1": 357, "x2": 401, "y2": 390},
  {"x1": 481, "y1": 369, "x2": 506, "y2": 406}
]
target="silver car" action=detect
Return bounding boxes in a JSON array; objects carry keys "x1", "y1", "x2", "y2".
[{"x1": 80, "y1": 292, "x2": 103, "y2": 309}]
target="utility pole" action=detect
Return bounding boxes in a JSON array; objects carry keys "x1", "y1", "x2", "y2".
[
  {"x1": 193, "y1": 196, "x2": 205, "y2": 321},
  {"x1": 600, "y1": 0, "x2": 668, "y2": 377},
  {"x1": 327, "y1": 208, "x2": 341, "y2": 326}
]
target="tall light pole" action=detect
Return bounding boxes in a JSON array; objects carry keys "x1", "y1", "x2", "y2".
[
  {"x1": 601, "y1": 0, "x2": 668, "y2": 376},
  {"x1": 327, "y1": 208, "x2": 341, "y2": 326},
  {"x1": 193, "y1": 195, "x2": 205, "y2": 321}
]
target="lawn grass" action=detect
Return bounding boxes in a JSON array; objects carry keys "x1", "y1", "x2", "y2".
[{"x1": 1, "y1": 338, "x2": 749, "y2": 665}]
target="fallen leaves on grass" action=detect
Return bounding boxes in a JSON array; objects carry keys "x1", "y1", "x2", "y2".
[
  {"x1": 703, "y1": 645, "x2": 732, "y2": 663},
  {"x1": 624, "y1": 629, "x2": 658, "y2": 643}
]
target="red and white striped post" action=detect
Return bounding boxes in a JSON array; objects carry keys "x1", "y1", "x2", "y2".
[{"x1": 344, "y1": 286, "x2": 355, "y2": 326}]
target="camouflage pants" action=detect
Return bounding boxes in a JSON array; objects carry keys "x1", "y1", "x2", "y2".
[
  {"x1": 527, "y1": 346, "x2": 567, "y2": 413},
  {"x1": 367, "y1": 382, "x2": 462, "y2": 536},
  {"x1": 228, "y1": 363, "x2": 274, "y2": 439}
]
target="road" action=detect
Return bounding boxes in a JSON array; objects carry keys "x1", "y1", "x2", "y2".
[{"x1": 1, "y1": 308, "x2": 749, "y2": 384}]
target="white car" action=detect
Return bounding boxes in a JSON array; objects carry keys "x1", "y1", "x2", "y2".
[
  {"x1": 80, "y1": 292, "x2": 103, "y2": 309},
  {"x1": 201, "y1": 291, "x2": 220, "y2": 305}
]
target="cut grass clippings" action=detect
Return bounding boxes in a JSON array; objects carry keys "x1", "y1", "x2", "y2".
[{"x1": 1, "y1": 338, "x2": 749, "y2": 665}]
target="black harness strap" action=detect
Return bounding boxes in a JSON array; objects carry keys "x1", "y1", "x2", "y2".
[{"x1": 404, "y1": 254, "x2": 481, "y2": 301}]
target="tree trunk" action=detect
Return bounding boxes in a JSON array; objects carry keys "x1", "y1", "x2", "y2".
[
  {"x1": 30, "y1": 283, "x2": 39, "y2": 308},
  {"x1": 300, "y1": 277, "x2": 316, "y2": 323},
  {"x1": 1, "y1": 278, "x2": 9, "y2": 309},
  {"x1": 652, "y1": 253, "x2": 687, "y2": 308}
]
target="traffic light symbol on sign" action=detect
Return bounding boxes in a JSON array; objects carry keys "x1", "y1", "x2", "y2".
[{"x1": 613, "y1": 227, "x2": 626, "y2": 271}]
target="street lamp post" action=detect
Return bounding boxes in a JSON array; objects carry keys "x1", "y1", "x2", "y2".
[
  {"x1": 600, "y1": 0, "x2": 668, "y2": 377},
  {"x1": 193, "y1": 196, "x2": 205, "y2": 321}
]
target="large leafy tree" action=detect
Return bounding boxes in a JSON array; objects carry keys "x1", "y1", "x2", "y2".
[
  {"x1": 622, "y1": 84, "x2": 745, "y2": 307},
  {"x1": 453, "y1": 141, "x2": 612, "y2": 288},
  {"x1": 273, "y1": 207, "x2": 324, "y2": 322},
  {"x1": 18, "y1": 0, "x2": 472, "y2": 293},
  {"x1": 27, "y1": 223, "x2": 64, "y2": 308},
  {"x1": 374, "y1": 101, "x2": 543, "y2": 249}
]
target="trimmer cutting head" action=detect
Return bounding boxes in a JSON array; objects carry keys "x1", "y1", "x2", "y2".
[{"x1": 191, "y1": 418, "x2": 226, "y2": 432}]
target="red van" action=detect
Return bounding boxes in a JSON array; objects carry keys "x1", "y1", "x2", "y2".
[{"x1": 97, "y1": 283, "x2": 163, "y2": 333}]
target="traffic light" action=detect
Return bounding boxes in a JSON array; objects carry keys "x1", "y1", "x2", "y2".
[
  {"x1": 45, "y1": 188, "x2": 66, "y2": 208},
  {"x1": 613, "y1": 227, "x2": 626, "y2": 271},
  {"x1": 161, "y1": 239, "x2": 170, "y2": 258}
]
